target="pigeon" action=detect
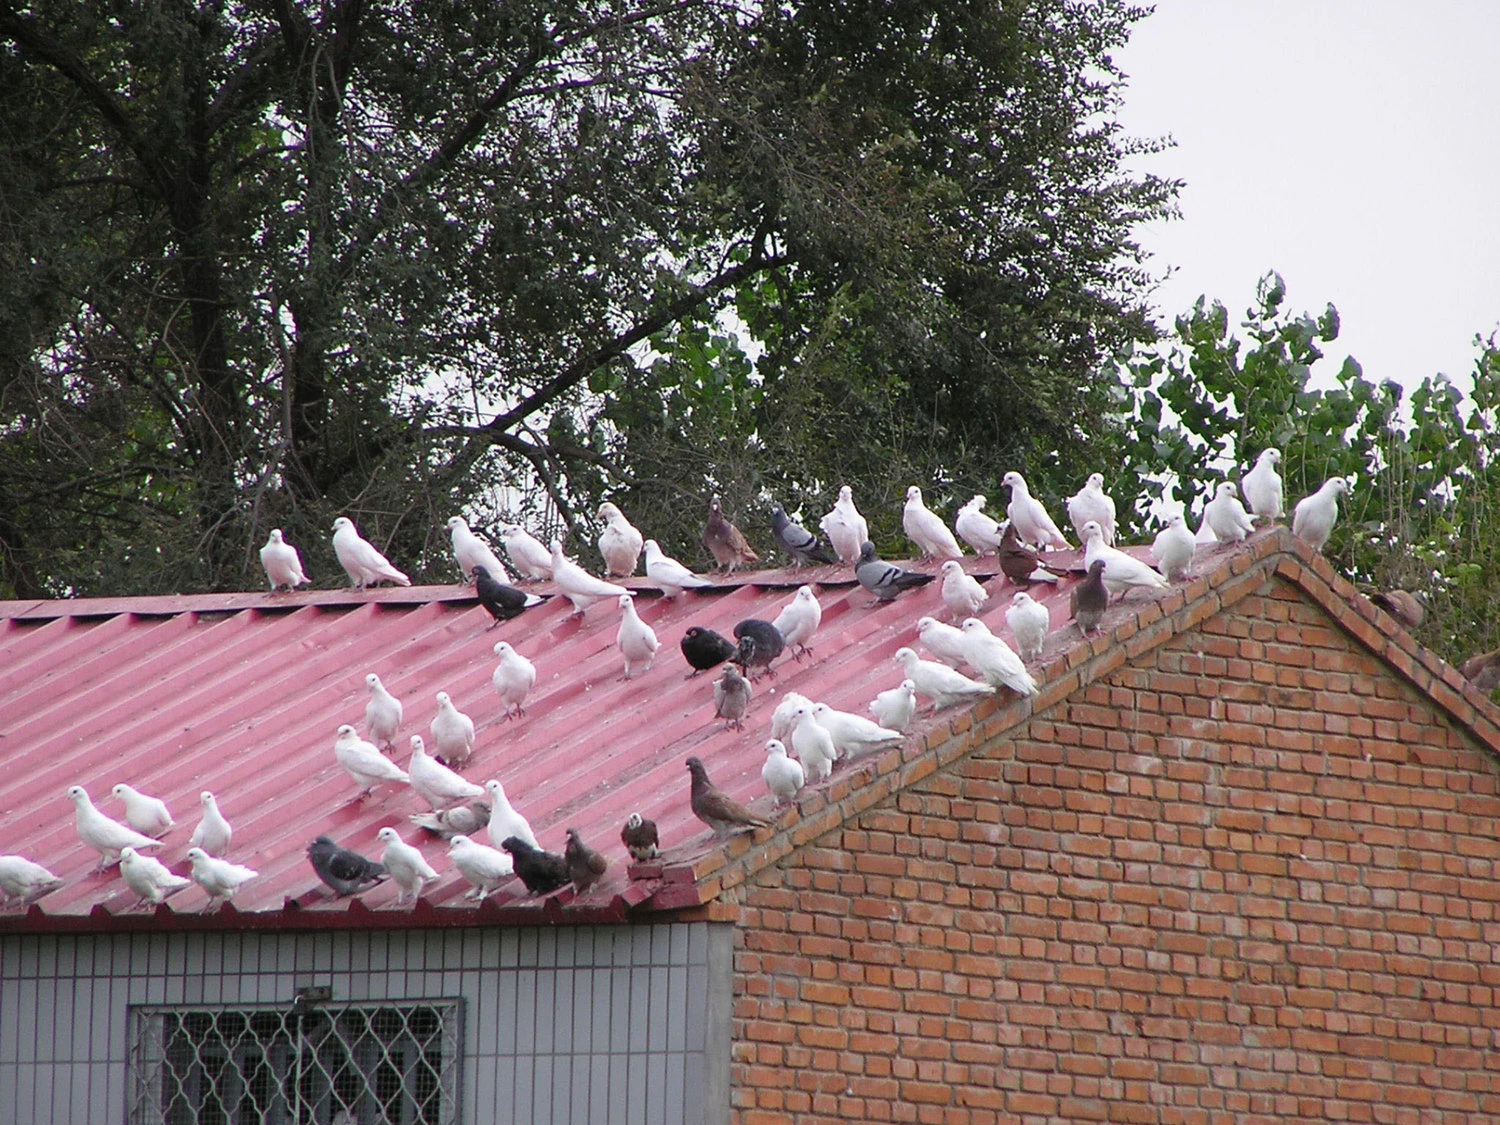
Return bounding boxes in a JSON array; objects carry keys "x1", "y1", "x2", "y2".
[
  {"x1": 1001, "y1": 471, "x2": 1070, "y2": 550},
  {"x1": 616, "y1": 592, "x2": 660, "y2": 679},
  {"x1": 498, "y1": 523, "x2": 554, "y2": 580},
  {"x1": 687, "y1": 756, "x2": 770, "y2": 836},
  {"x1": 260, "y1": 529, "x2": 310, "y2": 591},
  {"x1": 1079, "y1": 520, "x2": 1169, "y2": 599},
  {"x1": 376, "y1": 827, "x2": 439, "y2": 905},
  {"x1": 550, "y1": 539, "x2": 629, "y2": 615},
  {"x1": 762, "y1": 740, "x2": 805, "y2": 806},
  {"x1": 771, "y1": 505, "x2": 838, "y2": 566},
  {"x1": 998, "y1": 522, "x2": 1065, "y2": 586},
  {"x1": 713, "y1": 663, "x2": 753, "y2": 730},
  {"x1": 408, "y1": 736, "x2": 485, "y2": 811},
  {"x1": 939, "y1": 560, "x2": 989, "y2": 622},
  {"x1": 430, "y1": 691, "x2": 476, "y2": 768},
  {"x1": 1070, "y1": 559, "x2": 1109, "y2": 635},
  {"x1": 491, "y1": 640, "x2": 537, "y2": 718},
  {"x1": 772, "y1": 586, "x2": 822, "y2": 659},
  {"x1": 331, "y1": 516, "x2": 411, "y2": 588},
  {"x1": 184, "y1": 847, "x2": 259, "y2": 910},
  {"x1": 1203, "y1": 481, "x2": 1257, "y2": 543},
  {"x1": 564, "y1": 828, "x2": 609, "y2": 894},
  {"x1": 334, "y1": 724, "x2": 411, "y2": 798},
  {"x1": 1292, "y1": 477, "x2": 1350, "y2": 551},
  {"x1": 119, "y1": 846, "x2": 192, "y2": 909},
  {"x1": 473, "y1": 564, "x2": 544, "y2": 624},
  {"x1": 500, "y1": 836, "x2": 569, "y2": 895},
  {"x1": 916, "y1": 615, "x2": 969, "y2": 669},
  {"x1": 770, "y1": 692, "x2": 815, "y2": 742},
  {"x1": 1370, "y1": 589, "x2": 1424, "y2": 630},
  {"x1": 111, "y1": 782, "x2": 175, "y2": 838},
  {"x1": 703, "y1": 495, "x2": 760, "y2": 572},
  {"x1": 643, "y1": 538, "x2": 715, "y2": 598},
  {"x1": 447, "y1": 515, "x2": 511, "y2": 584},
  {"x1": 869, "y1": 680, "x2": 918, "y2": 733},
  {"x1": 0, "y1": 856, "x2": 65, "y2": 907},
  {"x1": 307, "y1": 835, "x2": 387, "y2": 896},
  {"x1": 364, "y1": 672, "x2": 403, "y2": 751},
  {"x1": 68, "y1": 785, "x2": 163, "y2": 868},
  {"x1": 1006, "y1": 591, "x2": 1051, "y2": 663},
  {"x1": 447, "y1": 834, "x2": 515, "y2": 900},
  {"x1": 1151, "y1": 515, "x2": 1196, "y2": 582},
  {"x1": 680, "y1": 625, "x2": 737, "y2": 675},
  {"x1": 959, "y1": 618, "x2": 1039, "y2": 696},
  {"x1": 189, "y1": 791, "x2": 233, "y2": 857},
  {"x1": 732, "y1": 618, "x2": 785, "y2": 678},
  {"x1": 410, "y1": 799, "x2": 492, "y2": 839},
  {"x1": 620, "y1": 813, "x2": 660, "y2": 862},
  {"x1": 1461, "y1": 649, "x2": 1500, "y2": 694},
  {"x1": 790, "y1": 705, "x2": 839, "y2": 780},
  {"x1": 954, "y1": 496, "x2": 1005, "y2": 556},
  {"x1": 811, "y1": 702, "x2": 903, "y2": 758},
  {"x1": 1067, "y1": 473, "x2": 1118, "y2": 545},
  {"x1": 1241, "y1": 448, "x2": 1285, "y2": 521},
  {"x1": 597, "y1": 501, "x2": 645, "y2": 577},
  {"x1": 856, "y1": 541, "x2": 934, "y2": 603},
  {"x1": 483, "y1": 779, "x2": 539, "y2": 851},
  {"x1": 893, "y1": 647, "x2": 996, "y2": 711},
  {"x1": 903, "y1": 485, "x2": 964, "y2": 560},
  {"x1": 819, "y1": 485, "x2": 870, "y2": 567}
]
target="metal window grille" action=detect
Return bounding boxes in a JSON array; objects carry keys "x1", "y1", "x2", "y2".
[{"x1": 127, "y1": 999, "x2": 462, "y2": 1125}]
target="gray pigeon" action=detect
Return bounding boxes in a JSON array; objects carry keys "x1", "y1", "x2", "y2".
[
  {"x1": 714, "y1": 664, "x2": 753, "y2": 731},
  {"x1": 855, "y1": 540, "x2": 934, "y2": 603},
  {"x1": 306, "y1": 835, "x2": 387, "y2": 897},
  {"x1": 771, "y1": 505, "x2": 838, "y2": 566},
  {"x1": 1070, "y1": 559, "x2": 1109, "y2": 635}
]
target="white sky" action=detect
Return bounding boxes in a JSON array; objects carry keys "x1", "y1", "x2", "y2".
[{"x1": 1116, "y1": 0, "x2": 1500, "y2": 391}]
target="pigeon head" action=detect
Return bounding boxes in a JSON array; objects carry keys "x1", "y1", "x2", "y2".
[
  {"x1": 565, "y1": 827, "x2": 584, "y2": 847},
  {"x1": 857, "y1": 540, "x2": 878, "y2": 564},
  {"x1": 625, "y1": 812, "x2": 644, "y2": 830},
  {"x1": 498, "y1": 836, "x2": 531, "y2": 857},
  {"x1": 906, "y1": 485, "x2": 922, "y2": 503},
  {"x1": 685, "y1": 756, "x2": 708, "y2": 780},
  {"x1": 366, "y1": 672, "x2": 382, "y2": 689},
  {"x1": 409, "y1": 735, "x2": 426, "y2": 755},
  {"x1": 766, "y1": 740, "x2": 788, "y2": 758},
  {"x1": 940, "y1": 560, "x2": 963, "y2": 577},
  {"x1": 1216, "y1": 481, "x2": 1238, "y2": 499},
  {"x1": 493, "y1": 641, "x2": 513, "y2": 657},
  {"x1": 960, "y1": 619, "x2": 985, "y2": 636},
  {"x1": 968, "y1": 494, "x2": 988, "y2": 509},
  {"x1": 333, "y1": 516, "x2": 353, "y2": 532},
  {"x1": 307, "y1": 835, "x2": 337, "y2": 856},
  {"x1": 1087, "y1": 473, "x2": 1105, "y2": 489},
  {"x1": 336, "y1": 723, "x2": 357, "y2": 739},
  {"x1": 598, "y1": 501, "x2": 621, "y2": 521},
  {"x1": 1011, "y1": 591, "x2": 1034, "y2": 607},
  {"x1": 893, "y1": 647, "x2": 918, "y2": 667},
  {"x1": 1079, "y1": 520, "x2": 1104, "y2": 544},
  {"x1": 838, "y1": 485, "x2": 853, "y2": 502},
  {"x1": 269, "y1": 529, "x2": 286, "y2": 543},
  {"x1": 66, "y1": 785, "x2": 87, "y2": 804},
  {"x1": 447, "y1": 835, "x2": 472, "y2": 851},
  {"x1": 436, "y1": 691, "x2": 452, "y2": 706},
  {"x1": 111, "y1": 783, "x2": 134, "y2": 800},
  {"x1": 200, "y1": 791, "x2": 216, "y2": 807},
  {"x1": 376, "y1": 827, "x2": 400, "y2": 845},
  {"x1": 709, "y1": 495, "x2": 723, "y2": 514},
  {"x1": 1088, "y1": 559, "x2": 1106, "y2": 577},
  {"x1": 796, "y1": 585, "x2": 816, "y2": 602},
  {"x1": 120, "y1": 847, "x2": 138, "y2": 863},
  {"x1": 618, "y1": 592, "x2": 634, "y2": 610},
  {"x1": 1258, "y1": 448, "x2": 1282, "y2": 466},
  {"x1": 447, "y1": 516, "x2": 468, "y2": 532},
  {"x1": 1001, "y1": 471, "x2": 1025, "y2": 492},
  {"x1": 185, "y1": 847, "x2": 208, "y2": 864}
]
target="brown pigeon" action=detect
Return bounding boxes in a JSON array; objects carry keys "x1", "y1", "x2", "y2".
[
  {"x1": 564, "y1": 828, "x2": 609, "y2": 893},
  {"x1": 1461, "y1": 649, "x2": 1500, "y2": 694},
  {"x1": 620, "y1": 813, "x2": 659, "y2": 862},
  {"x1": 687, "y1": 757, "x2": 770, "y2": 837},
  {"x1": 713, "y1": 664, "x2": 753, "y2": 731},
  {"x1": 703, "y1": 495, "x2": 760, "y2": 572},
  {"x1": 1070, "y1": 559, "x2": 1108, "y2": 636},
  {"x1": 1370, "y1": 589, "x2": 1424, "y2": 630},
  {"x1": 999, "y1": 522, "x2": 1064, "y2": 587}
]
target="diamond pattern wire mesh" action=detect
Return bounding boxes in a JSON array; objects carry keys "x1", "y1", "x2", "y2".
[{"x1": 128, "y1": 1000, "x2": 462, "y2": 1125}]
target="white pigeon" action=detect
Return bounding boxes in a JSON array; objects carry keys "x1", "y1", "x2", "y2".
[
  {"x1": 189, "y1": 791, "x2": 233, "y2": 856},
  {"x1": 770, "y1": 692, "x2": 814, "y2": 742},
  {"x1": 643, "y1": 538, "x2": 713, "y2": 598},
  {"x1": 0, "y1": 855, "x2": 65, "y2": 907},
  {"x1": 364, "y1": 672, "x2": 403, "y2": 751},
  {"x1": 1151, "y1": 515, "x2": 1196, "y2": 582},
  {"x1": 1079, "y1": 520, "x2": 1170, "y2": 598},
  {"x1": 869, "y1": 680, "x2": 918, "y2": 733},
  {"x1": 903, "y1": 486, "x2": 964, "y2": 560},
  {"x1": 954, "y1": 495, "x2": 1005, "y2": 556},
  {"x1": 430, "y1": 691, "x2": 476, "y2": 768},
  {"x1": 184, "y1": 847, "x2": 258, "y2": 909},
  {"x1": 333, "y1": 724, "x2": 411, "y2": 798},
  {"x1": 447, "y1": 516, "x2": 511, "y2": 584},
  {"x1": 597, "y1": 501, "x2": 645, "y2": 577},
  {"x1": 498, "y1": 523, "x2": 554, "y2": 580},
  {"x1": 1292, "y1": 477, "x2": 1350, "y2": 551},
  {"x1": 772, "y1": 585, "x2": 822, "y2": 659},
  {"x1": 616, "y1": 592, "x2": 660, "y2": 679},
  {"x1": 893, "y1": 648, "x2": 996, "y2": 711},
  {"x1": 483, "y1": 779, "x2": 539, "y2": 850},
  {"x1": 762, "y1": 740, "x2": 805, "y2": 806},
  {"x1": 331, "y1": 516, "x2": 411, "y2": 588},
  {"x1": 789, "y1": 705, "x2": 839, "y2": 781},
  {"x1": 1203, "y1": 481, "x2": 1257, "y2": 543},
  {"x1": 939, "y1": 559, "x2": 989, "y2": 622},
  {"x1": 1005, "y1": 591, "x2": 1051, "y2": 663},
  {"x1": 549, "y1": 539, "x2": 628, "y2": 615},
  {"x1": 111, "y1": 782, "x2": 175, "y2": 838},
  {"x1": 492, "y1": 641, "x2": 537, "y2": 718},
  {"x1": 119, "y1": 846, "x2": 191, "y2": 908},
  {"x1": 376, "y1": 827, "x2": 439, "y2": 905},
  {"x1": 959, "y1": 618, "x2": 1039, "y2": 696},
  {"x1": 68, "y1": 785, "x2": 163, "y2": 868},
  {"x1": 448, "y1": 834, "x2": 514, "y2": 900},
  {"x1": 818, "y1": 484, "x2": 869, "y2": 566},
  {"x1": 408, "y1": 736, "x2": 485, "y2": 811},
  {"x1": 259, "y1": 529, "x2": 310, "y2": 591},
  {"x1": 1001, "y1": 471, "x2": 1070, "y2": 549},
  {"x1": 1241, "y1": 448, "x2": 1285, "y2": 521},
  {"x1": 916, "y1": 615, "x2": 969, "y2": 669},
  {"x1": 811, "y1": 702, "x2": 903, "y2": 757},
  {"x1": 1067, "y1": 473, "x2": 1118, "y2": 545}
]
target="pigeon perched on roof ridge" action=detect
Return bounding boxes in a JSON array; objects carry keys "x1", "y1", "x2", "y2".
[
  {"x1": 939, "y1": 559, "x2": 989, "y2": 622},
  {"x1": 1151, "y1": 515, "x2": 1196, "y2": 582},
  {"x1": 565, "y1": 828, "x2": 609, "y2": 894},
  {"x1": 447, "y1": 515, "x2": 511, "y2": 585},
  {"x1": 620, "y1": 813, "x2": 660, "y2": 862},
  {"x1": 954, "y1": 495, "x2": 1005, "y2": 556},
  {"x1": 819, "y1": 485, "x2": 869, "y2": 567},
  {"x1": 498, "y1": 523, "x2": 554, "y2": 581},
  {"x1": 331, "y1": 516, "x2": 410, "y2": 588},
  {"x1": 1070, "y1": 559, "x2": 1108, "y2": 635},
  {"x1": 447, "y1": 834, "x2": 514, "y2": 901},
  {"x1": 869, "y1": 679, "x2": 918, "y2": 733},
  {"x1": 596, "y1": 500, "x2": 645, "y2": 577},
  {"x1": 732, "y1": 618, "x2": 785, "y2": 679},
  {"x1": 856, "y1": 541, "x2": 934, "y2": 604},
  {"x1": 376, "y1": 827, "x2": 440, "y2": 906},
  {"x1": 259, "y1": 529, "x2": 310, "y2": 592},
  {"x1": 1066, "y1": 473, "x2": 1117, "y2": 546},
  {"x1": 410, "y1": 799, "x2": 492, "y2": 840},
  {"x1": 713, "y1": 663, "x2": 753, "y2": 731},
  {"x1": 550, "y1": 539, "x2": 629, "y2": 615},
  {"x1": 0, "y1": 855, "x2": 65, "y2": 907},
  {"x1": 1005, "y1": 590, "x2": 1050, "y2": 664},
  {"x1": 644, "y1": 538, "x2": 715, "y2": 598},
  {"x1": 772, "y1": 585, "x2": 822, "y2": 660},
  {"x1": 762, "y1": 740, "x2": 805, "y2": 806},
  {"x1": 903, "y1": 485, "x2": 964, "y2": 561},
  {"x1": 501, "y1": 836, "x2": 570, "y2": 895},
  {"x1": 892, "y1": 647, "x2": 995, "y2": 712},
  {"x1": 998, "y1": 522, "x2": 1065, "y2": 587},
  {"x1": 703, "y1": 495, "x2": 760, "y2": 572},
  {"x1": 185, "y1": 847, "x2": 259, "y2": 911},
  {"x1": 408, "y1": 735, "x2": 485, "y2": 811},
  {"x1": 771, "y1": 504, "x2": 838, "y2": 567},
  {"x1": 110, "y1": 782, "x2": 174, "y2": 839},
  {"x1": 1291, "y1": 477, "x2": 1350, "y2": 551},
  {"x1": 1203, "y1": 480, "x2": 1256, "y2": 544},
  {"x1": 1001, "y1": 471, "x2": 1070, "y2": 550},
  {"x1": 1241, "y1": 448, "x2": 1284, "y2": 521}
]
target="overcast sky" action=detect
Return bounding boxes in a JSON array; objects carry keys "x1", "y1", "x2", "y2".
[{"x1": 1115, "y1": 0, "x2": 1500, "y2": 392}]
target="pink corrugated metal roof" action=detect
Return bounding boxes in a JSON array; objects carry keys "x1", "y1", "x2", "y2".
[{"x1": 0, "y1": 536, "x2": 1248, "y2": 931}]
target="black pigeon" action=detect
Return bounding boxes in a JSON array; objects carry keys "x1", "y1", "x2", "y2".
[
  {"x1": 306, "y1": 835, "x2": 387, "y2": 897},
  {"x1": 1070, "y1": 559, "x2": 1109, "y2": 635},
  {"x1": 680, "y1": 625, "x2": 737, "y2": 675},
  {"x1": 565, "y1": 828, "x2": 609, "y2": 893},
  {"x1": 855, "y1": 541, "x2": 933, "y2": 603},
  {"x1": 620, "y1": 812, "x2": 659, "y2": 862},
  {"x1": 771, "y1": 505, "x2": 837, "y2": 567},
  {"x1": 473, "y1": 564, "x2": 544, "y2": 624},
  {"x1": 732, "y1": 618, "x2": 785, "y2": 678},
  {"x1": 499, "y1": 836, "x2": 569, "y2": 895}
]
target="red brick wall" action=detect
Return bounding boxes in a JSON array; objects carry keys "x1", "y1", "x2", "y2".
[{"x1": 730, "y1": 577, "x2": 1500, "y2": 1124}]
